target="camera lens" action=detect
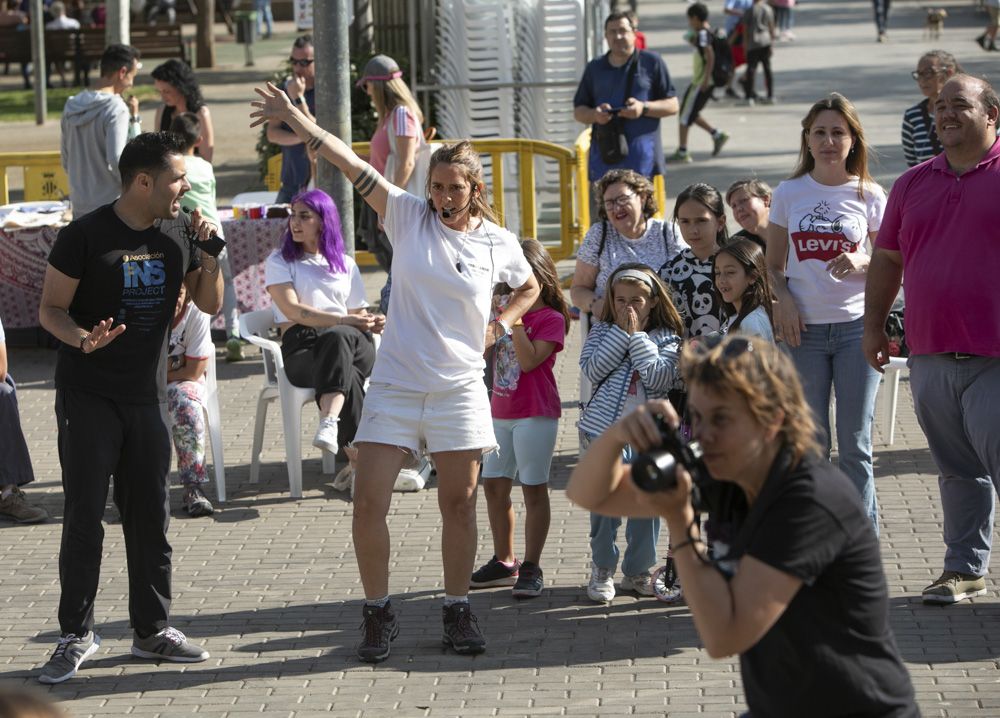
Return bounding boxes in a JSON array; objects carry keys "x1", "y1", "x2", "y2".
[{"x1": 631, "y1": 450, "x2": 679, "y2": 493}]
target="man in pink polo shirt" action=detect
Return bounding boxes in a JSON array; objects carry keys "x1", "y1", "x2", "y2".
[{"x1": 864, "y1": 74, "x2": 1000, "y2": 606}]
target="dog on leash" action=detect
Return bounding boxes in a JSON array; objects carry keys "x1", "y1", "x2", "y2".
[{"x1": 925, "y1": 8, "x2": 947, "y2": 40}]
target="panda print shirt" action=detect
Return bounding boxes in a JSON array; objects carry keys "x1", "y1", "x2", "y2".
[
  {"x1": 659, "y1": 248, "x2": 725, "y2": 339},
  {"x1": 769, "y1": 174, "x2": 886, "y2": 325}
]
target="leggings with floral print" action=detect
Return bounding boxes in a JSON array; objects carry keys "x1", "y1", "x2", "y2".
[{"x1": 167, "y1": 380, "x2": 207, "y2": 486}]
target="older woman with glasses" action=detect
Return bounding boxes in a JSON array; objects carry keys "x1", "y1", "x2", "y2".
[
  {"x1": 571, "y1": 169, "x2": 685, "y2": 320},
  {"x1": 567, "y1": 335, "x2": 917, "y2": 718},
  {"x1": 902, "y1": 50, "x2": 962, "y2": 167}
]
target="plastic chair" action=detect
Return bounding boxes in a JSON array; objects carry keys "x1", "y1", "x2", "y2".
[
  {"x1": 880, "y1": 357, "x2": 909, "y2": 446},
  {"x1": 203, "y1": 352, "x2": 227, "y2": 502},
  {"x1": 239, "y1": 309, "x2": 334, "y2": 498},
  {"x1": 230, "y1": 190, "x2": 279, "y2": 206}
]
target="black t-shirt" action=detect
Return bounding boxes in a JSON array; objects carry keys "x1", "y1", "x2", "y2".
[
  {"x1": 48, "y1": 203, "x2": 200, "y2": 404},
  {"x1": 725, "y1": 450, "x2": 917, "y2": 717}
]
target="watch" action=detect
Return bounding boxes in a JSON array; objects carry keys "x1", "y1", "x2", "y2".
[
  {"x1": 641, "y1": 102, "x2": 649, "y2": 117},
  {"x1": 293, "y1": 96, "x2": 306, "y2": 106},
  {"x1": 495, "y1": 318, "x2": 513, "y2": 336}
]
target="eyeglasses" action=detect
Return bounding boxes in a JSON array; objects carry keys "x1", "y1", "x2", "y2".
[
  {"x1": 289, "y1": 58, "x2": 315, "y2": 67},
  {"x1": 602, "y1": 193, "x2": 637, "y2": 210},
  {"x1": 911, "y1": 68, "x2": 945, "y2": 80}
]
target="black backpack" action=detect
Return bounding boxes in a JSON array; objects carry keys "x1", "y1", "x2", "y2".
[{"x1": 709, "y1": 29, "x2": 733, "y2": 88}]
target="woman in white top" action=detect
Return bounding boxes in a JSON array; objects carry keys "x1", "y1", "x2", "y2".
[
  {"x1": 264, "y1": 188, "x2": 380, "y2": 462},
  {"x1": 251, "y1": 84, "x2": 540, "y2": 663},
  {"x1": 571, "y1": 168, "x2": 685, "y2": 319},
  {"x1": 766, "y1": 93, "x2": 886, "y2": 534}
]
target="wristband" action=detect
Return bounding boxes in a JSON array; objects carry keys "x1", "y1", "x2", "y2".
[
  {"x1": 293, "y1": 96, "x2": 306, "y2": 106},
  {"x1": 79, "y1": 334, "x2": 88, "y2": 352},
  {"x1": 641, "y1": 102, "x2": 649, "y2": 117},
  {"x1": 495, "y1": 318, "x2": 512, "y2": 336}
]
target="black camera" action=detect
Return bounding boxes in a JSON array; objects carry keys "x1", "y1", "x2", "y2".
[{"x1": 631, "y1": 413, "x2": 709, "y2": 494}]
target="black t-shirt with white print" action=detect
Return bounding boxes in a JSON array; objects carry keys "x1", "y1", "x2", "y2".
[
  {"x1": 659, "y1": 248, "x2": 725, "y2": 338},
  {"x1": 48, "y1": 203, "x2": 200, "y2": 404}
]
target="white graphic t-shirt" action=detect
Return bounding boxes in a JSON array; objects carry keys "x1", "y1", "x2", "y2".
[{"x1": 769, "y1": 174, "x2": 886, "y2": 324}]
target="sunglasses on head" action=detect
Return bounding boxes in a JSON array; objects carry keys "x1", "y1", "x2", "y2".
[
  {"x1": 289, "y1": 58, "x2": 314, "y2": 67},
  {"x1": 691, "y1": 334, "x2": 754, "y2": 360}
]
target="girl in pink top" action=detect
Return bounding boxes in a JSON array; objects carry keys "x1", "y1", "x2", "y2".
[{"x1": 471, "y1": 240, "x2": 571, "y2": 598}]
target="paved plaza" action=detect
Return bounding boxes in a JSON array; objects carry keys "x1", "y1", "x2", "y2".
[{"x1": 2, "y1": 1, "x2": 1000, "y2": 715}]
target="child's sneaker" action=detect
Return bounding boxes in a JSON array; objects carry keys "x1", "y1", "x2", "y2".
[
  {"x1": 620, "y1": 571, "x2": 656, "y2": 597},
  {"x1": 712, "y1": 131, "x2": 730, "y2": 157},
  {"x1": 470, "y1": 555, "x2": 520, "y2": 588},
  {"x1": 225, "y1": 337, "x2": 244, "y2": 362},
  {"x1": 511, "y1": 561, "x2": 544, "y2": 598},
  {"x1": 666, "y1": 149, "x2": 693, "y2": 164},
  {"x1": 587, "y1": 562, "x2": 615, "y2": 602}
]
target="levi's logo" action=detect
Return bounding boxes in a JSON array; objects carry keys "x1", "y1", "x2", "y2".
[{"x1": 791, "y1": 232, "x2": 858, "y2": 262}]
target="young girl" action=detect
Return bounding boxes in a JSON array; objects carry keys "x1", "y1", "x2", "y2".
[
  {"x1": 659, "y1": 183, "x2": 729, "y2": 339},
  {"x1": 578, "y1": 263, "x2": 683, "y2": 602},
  {"x1": 713, "y1": 238, "x2": 775, "y2": 341},
  {"x1": 472, "y1": 239, "x2": 571, "y2": 598}
]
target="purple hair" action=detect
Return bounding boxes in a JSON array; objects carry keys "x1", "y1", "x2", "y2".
[{"x1": 279, "y1": 189, "x2": 347, "y2": 274}]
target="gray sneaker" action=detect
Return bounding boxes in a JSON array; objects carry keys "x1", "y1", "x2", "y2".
[
  {"x1": 37, "y1": 631, "x2": 101, "y2": 684},
  {"x1": 922, "y1": 571, "x2": 987, "y2": 605},
  {"x1": 131, "y1": 627, "x2": 209, "y2": 662}
]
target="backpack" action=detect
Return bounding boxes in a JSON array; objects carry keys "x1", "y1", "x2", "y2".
[{"x1": 709, "y1": 29, "x2": 734, "y2": 88}]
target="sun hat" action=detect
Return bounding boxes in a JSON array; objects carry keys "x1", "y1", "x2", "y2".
[{"x1": 356, "y1": 54, "x2": 402, "y2": 87}]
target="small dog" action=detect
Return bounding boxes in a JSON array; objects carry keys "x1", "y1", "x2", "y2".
[{"x1": 925, "y1": 8, "x2": 947, "y2": 40}]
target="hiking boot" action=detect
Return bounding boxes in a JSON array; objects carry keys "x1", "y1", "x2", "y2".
[
  {"x1": 587, "y1": 562, "x2": 615, "y2": 602},
  {"x1": 442, "y1": 603, "x2": 486, "y2": 655},
  {"x1": 620, "y1": 571, "x2": 657, "y2": 597},
  {"x1": 470, "y1": 555, "x2": 520, "y2": 588},
  {"x1": 0, "y1": 487, "x2": 48, "y2": 524},
  {"x1": 312, "y1": 417, "x2": 339, "y2": 454},
  {"x1": 511, "y1": 561, "x2": 544, "y2": 598},
  {"x1": 665, "y1": 149, "x2": 693, "y2": 164},
  {"x1": 356, "y1": 602, "x2": 399, "y2": 663},
  {"x1": 183, "y1": 485, "x2": 214, "y2": 517},
  {"x1": 131, "y1": 627, "x2": 209, "y2": 662},
  {"x1": 225, "y1": 337, "x2": 244, "y2": 362},
  {"x1": 922, "y1": 571, "x2": 987, "y2": 605},
  {"x1": 37, "y1": 632, "x2": 101, "y2": 684},
  {"x1": 712, "y1": 131, "x2": 730, "y2": 157}
]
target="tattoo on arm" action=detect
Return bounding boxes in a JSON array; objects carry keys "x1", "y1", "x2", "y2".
[
  {"x1": 300, "y1": 308, "x2": 314, "y2": 320},
  {"x1": 306, "y1": 131, "x2": 328, "y2": 152},
  {"x1": 352, "y1": 165, "x2": 379, "y2": 198}
]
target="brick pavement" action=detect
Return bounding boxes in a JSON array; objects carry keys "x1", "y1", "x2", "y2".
[{"x1": 3, "y1": 1, "x2": 1000, "y2": 716}]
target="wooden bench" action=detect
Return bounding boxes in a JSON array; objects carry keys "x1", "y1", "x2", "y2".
[
  {"x1": 0, "y1": 27, "x2": 82, "y2": 86},
  {"x1": 76, "y1": 24, "x2": 189, "y2": 86}
]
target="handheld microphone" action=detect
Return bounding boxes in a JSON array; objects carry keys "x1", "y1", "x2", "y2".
[{"x1": 181, "y1": 206, "x2": 227, "y2": 257}]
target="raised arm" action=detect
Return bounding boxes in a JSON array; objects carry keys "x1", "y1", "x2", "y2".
[{"x1": 251, "y1": 82, "x2": 391, "y2": 216}]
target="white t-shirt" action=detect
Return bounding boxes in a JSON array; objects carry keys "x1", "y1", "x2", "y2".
[
  {"x1": 167, "y1": 302, "x2": 213, "y2": 382},
  {"x1": 724, "y1": 305, "x2": 775, "y2": 342},
  {"x1": 264, "y1": 251, "x2": 368, "y2": 324},
  {"x1": 769, "y1": 174, "x2": 885, "y2": 324},
  {"x1": 376, "y1": 186, "x2": 533, "y2": 393}
]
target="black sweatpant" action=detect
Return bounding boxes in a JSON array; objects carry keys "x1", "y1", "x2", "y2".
[
  {"x1": 0, "y1": 377, "x2": 35, "y2": 487},
  {"x1": 744, "y1": 47, "x2": 773, "y2": 100},
  {"x1": 281, "y1": 324, "x2": 376, "y2": 446},
  {"x1": 56, "y1": 388, "x2": 172, "y2": 637}
]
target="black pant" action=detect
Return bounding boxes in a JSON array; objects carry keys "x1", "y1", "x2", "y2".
[
  {"x1": 873, "y1": 0, "x2": 891, "y2": 34},
  {"x1": 744, "y1": 47, "x2": 773, "y2": 100},
  {"x1": 0, "y1": 377, "x2": 34, "y2": 487},
  {"x1": 56, "y1": 388, "x2": 172, "y2": 637},
  {"x1": 281, "y1": 324, "x2": 376, "y2": 446}
]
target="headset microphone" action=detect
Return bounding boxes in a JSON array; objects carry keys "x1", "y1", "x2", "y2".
[{"x1": 439, "y1": 186, "x2": 478, "y2": 219}]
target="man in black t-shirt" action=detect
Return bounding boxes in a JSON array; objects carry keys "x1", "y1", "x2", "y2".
[{"x1": 36, "y1": 132, "x2": 223, "y2": 685}]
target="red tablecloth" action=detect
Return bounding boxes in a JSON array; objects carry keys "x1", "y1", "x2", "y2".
[{"x1": 0, "y1": 218, "x2": 286, "y2": 331}]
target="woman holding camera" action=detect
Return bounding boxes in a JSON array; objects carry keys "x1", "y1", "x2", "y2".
[{"x1": 567, "y1": 335, "x2": 917, "y2": 717}]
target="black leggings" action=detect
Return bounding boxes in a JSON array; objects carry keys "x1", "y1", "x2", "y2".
[
  {"x1": 281, "y1": 324, "x2": 376, "y2": 446},
  {"x1": 744, "y1": 47, "x2": 773, "y2": 100}
]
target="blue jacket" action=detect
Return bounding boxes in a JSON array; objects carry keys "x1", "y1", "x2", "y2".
[{"x1": 578, "y1": 321, "x2": 680, "y2": 437}]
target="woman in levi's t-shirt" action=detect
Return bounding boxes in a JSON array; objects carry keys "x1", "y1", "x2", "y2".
[
  {"x1": 766, "y1": 93, "x2": 886, "y2": 535},
  {"x1": 472, "y1": 240, "x2": 571, "y2": 599}
]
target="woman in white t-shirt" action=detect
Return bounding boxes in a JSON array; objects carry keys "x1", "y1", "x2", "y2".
[
  {"x1": 251, "y1": 85, "x2": 540, "y2": 663},
  {"x1": 766, "y1": 93, "x2": 886, "y2": 534},
  {"x1": 571, "y1": 168, "x2": 685, "y2": 319},
  {"x1": 264, "y1": 189, "x2": 380, "y2": 464}
]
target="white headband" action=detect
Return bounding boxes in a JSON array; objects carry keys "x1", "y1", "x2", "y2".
[{"x1": 612, "y1": 268, "x2": 655, "y2": 291}]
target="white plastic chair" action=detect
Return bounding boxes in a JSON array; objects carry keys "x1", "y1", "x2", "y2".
[
  {"x1": 880, "y1": 357, "x2": 909, "y2": 446},
  {"x1": 239, "y1": 309, "x2": 337, "y2": 498},
  {"x1": 230, "y1": 190, "x2": 279, "y2": 206},
  {"x1": 203, "y1": 352, "x2": 227, "y2": 502}
]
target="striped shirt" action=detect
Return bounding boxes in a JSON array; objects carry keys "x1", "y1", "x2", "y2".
[{"x1": 901, "y1": 99, "x2": 941, "y2": 168}]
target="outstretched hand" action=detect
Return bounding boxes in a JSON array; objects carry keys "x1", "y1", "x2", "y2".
[
  {"x1": 81, "y1": 318, "x2": 126, "y2": 354},
  {"x1": 250, "y1": 82, "x2": 294, "y2": 128}
]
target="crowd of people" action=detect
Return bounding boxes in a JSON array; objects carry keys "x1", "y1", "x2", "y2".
[{"x1": 1, "y1": 5, "x2": 998, "y2": 716}]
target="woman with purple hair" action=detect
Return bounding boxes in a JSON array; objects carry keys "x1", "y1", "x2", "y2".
[{"x1": 264, "y1": 189, "x2": 385, "y2": 456}]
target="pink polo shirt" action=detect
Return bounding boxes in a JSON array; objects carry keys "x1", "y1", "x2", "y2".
[{"x1": 876, "y1": 139, "x2": 1000, "y2": 356}]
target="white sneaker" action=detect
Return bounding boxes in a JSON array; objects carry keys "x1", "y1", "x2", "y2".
[
  {"x1": 312, "y1": 417, "x2": 339, "y2": 454},
  {"x1": 620, "y1": 572, "x2": 656, "y2": 597},
  {"x1": 587, "y1": 562, "x2": 616, "y2": 602},
  {"x1": 394, "y1": 457, "x2": 431, "y2": 492}
]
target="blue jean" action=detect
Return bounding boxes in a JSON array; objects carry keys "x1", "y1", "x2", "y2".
[
  {"x1": 910, "y1": 355, "x2": 1000, "y2": 576},
  {"x1": 582, "y1": 435, "x2": 661, "y2": 575},
  {"x1": 788, "y1": 317, "x2": 881, "y2": 533},
  {"x1": 255, "y1": 0, "x2": 273, "y2": 37}
]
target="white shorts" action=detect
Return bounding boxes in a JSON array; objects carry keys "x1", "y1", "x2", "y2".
[
  {"x1": 354, "y1": 380, "x2": 497, "y2": 455},
  {"x1": 482, "y1": 417, "x2": 558, "y2": 485}
]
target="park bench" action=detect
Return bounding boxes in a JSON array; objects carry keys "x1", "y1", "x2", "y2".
[
  {"x1": 75, "y1": 24, "x2": 189, "y2": 86},
  {"x1": 0, "y1": 27, "x2": 85, "y2": 86}
]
